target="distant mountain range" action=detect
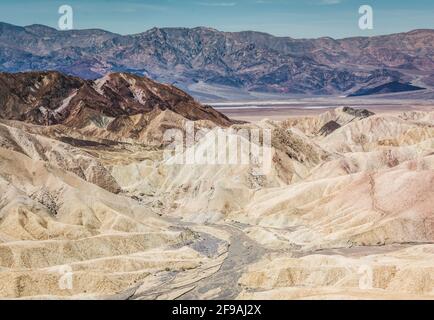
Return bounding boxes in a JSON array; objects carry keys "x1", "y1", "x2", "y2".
[{"x1": 1, "y1": 22, "x2": 434, "y2": 96}]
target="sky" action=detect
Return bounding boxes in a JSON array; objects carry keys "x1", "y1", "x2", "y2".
[{"x1": 0, "y1": 0, "x2": 433, "y2": 38}]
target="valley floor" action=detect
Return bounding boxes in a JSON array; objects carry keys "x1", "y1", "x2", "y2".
[{"x1": 214, "y1": 99, "x2": 434, "y2": 122}]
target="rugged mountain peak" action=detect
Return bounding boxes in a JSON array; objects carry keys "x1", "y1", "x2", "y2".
[
  {"x1": 1, "y1": 22, "x2": 434, "y2": 95},
  {"x1": 405, "y1": 29, "x2": 434, "y2": 35},
  {"x1": 0, "y1": 21, "x2": 23, "y2": 31},
  {"x1": 24, "y1": 24, "x2": 58, "y2": 34},
  {"x1": 341, "y1": 107, "x2": 375, "y2": 119},
  {"x1": 0, "y1": 71, "x2": 233, "y2": 127}
]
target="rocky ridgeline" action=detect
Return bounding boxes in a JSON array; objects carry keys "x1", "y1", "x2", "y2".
[
  {"x1": 0, "y1": 71, "x2": 233, "y2": 127},
  {"x1": 1, "y1": 23, "x2": 434, "y2": 94}
]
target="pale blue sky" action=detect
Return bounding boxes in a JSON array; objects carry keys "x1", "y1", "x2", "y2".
[{"x1": 0, "y1": 0, "x2": 433, "y2": 38}]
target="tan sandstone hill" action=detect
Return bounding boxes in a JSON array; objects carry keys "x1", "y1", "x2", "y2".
[{"x1": 0, "y1": 71, "x2": 432, "y2": 299}]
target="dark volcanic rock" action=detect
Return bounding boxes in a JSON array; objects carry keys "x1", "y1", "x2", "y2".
[
  {"x1": 342, "y1": 107, "x2": 375, "y2": 119},
  {"x1": 319, "y1": 121, "x2": 341, "y2": 136}
]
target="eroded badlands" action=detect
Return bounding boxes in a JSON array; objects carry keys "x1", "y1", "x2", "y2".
[{"x1": 0, "y1": 74, "x2": 432, "y2": 299}]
